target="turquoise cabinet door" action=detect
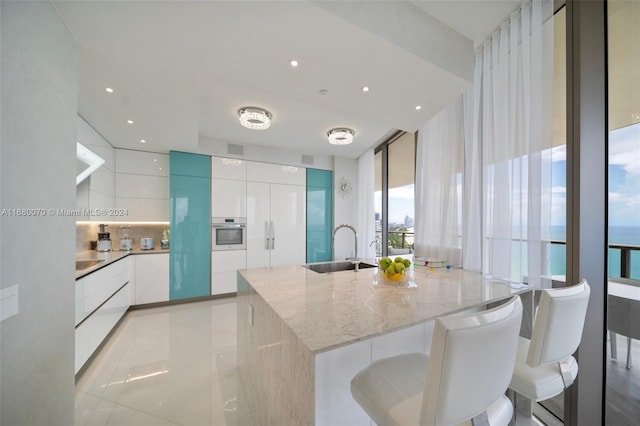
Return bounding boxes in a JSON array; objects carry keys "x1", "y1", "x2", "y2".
[
  {"x1": 170, "y1": 150, "x2": 210, "y2": 178},
  {"x1": 170, "y1": 152, "x2": 211, "y2": 300},
  {"x1": 306, "y1": 169, "x2": 333, "y2": 263}
]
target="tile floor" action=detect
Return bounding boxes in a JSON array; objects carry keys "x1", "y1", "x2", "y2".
[{"x1": 75, "y1": 298, "x2": 246, "y2": 426}]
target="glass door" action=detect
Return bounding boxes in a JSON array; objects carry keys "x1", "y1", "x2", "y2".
[{"x1": 606, "y1": 1, "x2": 640, "y2": 424}]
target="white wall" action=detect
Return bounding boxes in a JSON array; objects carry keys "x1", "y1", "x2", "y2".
[
  {"x1": 0, "y1": 2, "x2": 77, "y2": 424},
  {"x1": 198, "y1": 135, "x2": 334, "y2": 171},
  {"x1": 333, "y1": 157, "x2": 359, "y2": 260}
]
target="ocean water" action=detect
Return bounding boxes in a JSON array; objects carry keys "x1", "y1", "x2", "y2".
[{"x1": 549, "y1": 226, "x2": 640, "y2": 280}]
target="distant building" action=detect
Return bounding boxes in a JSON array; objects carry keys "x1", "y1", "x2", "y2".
[{"x1": 404, "y1": 215, "x2": 414, "y2": 227}]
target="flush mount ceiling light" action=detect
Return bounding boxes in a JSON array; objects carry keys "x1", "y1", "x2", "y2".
[
  {"x1": 238, "y1": 107, "x2": 272, "y2": 130},
  {"x1": 327, "y1": 128, "x2": 355, "y2": 145}
]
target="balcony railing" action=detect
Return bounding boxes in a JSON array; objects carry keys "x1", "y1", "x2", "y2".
[
  {"x1": 373, "y1": 230, "x2": 414, "y2": 257},
  {"x1": 551, "y1": 240, "x2": 639, "y2": 280}
]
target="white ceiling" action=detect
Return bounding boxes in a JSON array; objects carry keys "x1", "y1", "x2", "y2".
[{"x1": 54, "y1": 0, "x2": 519, "y2": 159}]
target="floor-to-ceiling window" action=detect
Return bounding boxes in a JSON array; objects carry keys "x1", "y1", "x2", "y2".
[
  {"x1": 374, "y1": 132, "x2": 416, "y2": 258},
  {"x1": 606, "y1": 1, "x2": 640, "y2": 424}
]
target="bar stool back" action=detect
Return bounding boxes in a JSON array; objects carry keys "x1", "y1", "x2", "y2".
[{"x1": 351, "y1": 295, "x2": 523, "y2": 426}]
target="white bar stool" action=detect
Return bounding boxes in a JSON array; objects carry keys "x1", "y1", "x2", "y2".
[
  {"x1": 509, "y1": 280, "x2": 590, "y2": 406},
  {"x1": 351, "y1": 296, "x2": 523, "y2": 426}
]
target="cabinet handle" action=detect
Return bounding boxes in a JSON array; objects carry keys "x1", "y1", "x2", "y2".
[
  {"x1": 271, "y1": 222, "x2": 275, "y2": 250},
  {"x1": 265, "y1": 221, "x2": 271, "y2": 250}
]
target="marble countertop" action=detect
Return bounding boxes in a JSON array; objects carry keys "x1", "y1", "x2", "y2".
[
  {"x1": 239, "y1": 262, "x2": 528, "y2": 354},
  {"x1": 75, "y1": 249, "x2": 169, "y2": 279}
]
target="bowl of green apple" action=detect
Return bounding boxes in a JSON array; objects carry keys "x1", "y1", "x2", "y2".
[{"x1": 377, "y1": 257, "x2": 411, "y2": 285}]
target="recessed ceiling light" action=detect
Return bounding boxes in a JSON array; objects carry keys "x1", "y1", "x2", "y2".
[
  {"x1": 140, "y1": 139, "x2": 146, "y2": 143},
  {"x1": 127, "y1": 120, "x2": 134, "y2": 124},
  {"x1": 362, "y1": 86, "x2": 370, "y2": 92},
  {"x1": 290, "y1": 60, "x2": 299, "y2": 67},
  {"x1": 153, "y1": 159, "x2": 158, "y2": 162},
  {"x1": 319, "y1": 89, "x2": 329, "y2": 95},
  {"x1": 105, "y1": 87, "x2": 114, "y2": 93},
  {"x1": 415, "y1": 105, "x2": 422, "y2": 110}
]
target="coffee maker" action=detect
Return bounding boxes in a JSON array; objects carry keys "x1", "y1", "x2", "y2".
[{"x1": 96, "y1": 224, "x2": 112, "y2": 251}]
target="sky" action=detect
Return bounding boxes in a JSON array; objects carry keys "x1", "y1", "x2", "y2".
[
  {"x1": 375, "y1": 185, "x2": 416, "y2": 226},
  {"x1": 551, "y1": 122, "x2": 640, "y2": 227},
  {"x1": 608, "y1": 123, "x2": 640, "y2": 227}
]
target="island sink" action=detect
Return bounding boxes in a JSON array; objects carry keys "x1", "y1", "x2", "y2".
[{"x1": 304, "y1": 261, "x2": 376, "y2": 273}]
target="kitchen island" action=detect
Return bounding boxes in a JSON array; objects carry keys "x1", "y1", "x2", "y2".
[{"x1": 237, "y1": 262, "x2": 528, "y2": 425}]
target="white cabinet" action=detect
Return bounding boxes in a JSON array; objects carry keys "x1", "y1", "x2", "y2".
[
  {"x1": 134, "y1": 253, "x2": 169, "y2": 305},
  {"x1": 76, "y1": 115, "x2": 115, "y2": 221},
  {"x1": 211, "y1": 156, "x2": 247, "y2": 218},
  {"x1": 211, "y1": 250, "x2": 246, "y2": 295},
  {"x1": 75, "y1": 256, "x2": 131, "y2": 374},
  {"x1": 75, "y1": 283, "x2": 130, "y2": 374},
  {"x1": 247, "y1": 161, "x2": 305, "y2": 186},
  {"x1": 75, "y1": 256, "x2": 130, "y2": 326},
  {"x1": 116, "y1": 149, "x2": 169, "y2": 175},
  {"x1": 211, "y1": 156, "x2": 246, "y2": 180},
  {"x1": 246, "y1": 181, "x2": 306, "y2": 268},
  {"x1": 211, "y1": 178, "x2": 246, "y2": 218},
  {"x1": 115, "y1": 149, "x2": 169, "y2": 221}
]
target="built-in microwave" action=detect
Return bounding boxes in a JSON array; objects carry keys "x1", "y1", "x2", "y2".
[{"x1": 211, "y1": 217, "x2": 247, "y2": 251}]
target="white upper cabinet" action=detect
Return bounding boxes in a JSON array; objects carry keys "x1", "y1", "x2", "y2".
[
  {"x1": 211, "y1": 156, "x2": 246, "y2": 180},
  {"x1": 77, "y1": 116, "x2": 115, "y2": 171},
  {"x1": 211, "y1": 178, "x2": 246, "y2": 218},
  {"x1": 116, "y1": 150, "x2": 169, "y2": 176},
  {"x1": 115, "y1": 149, "x2": 169, "y2": 221},
  {"x1": 76, "y1": 116, "x2": 115, "y2": 220},
  {"x1": 246, "y1": 161, "x2": 305, "y2": 186},
  {"x1": 211, "y1": 156, "x2": 247, "y2": 217}
]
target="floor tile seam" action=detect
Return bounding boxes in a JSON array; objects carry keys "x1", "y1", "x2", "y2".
[
  {"x1": 111, "y1": 403, "x2": 183, "y2": 426},
  {"x1": 75, "y1": 390, "x2": 117, "y2": 426},
  {"x1": 94, "y1": 392, "x2": 184, "y2": 426}
]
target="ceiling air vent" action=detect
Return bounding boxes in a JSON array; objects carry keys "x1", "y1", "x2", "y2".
[
  {"x1": 301, "y1": 155, "x2": 314, "y2": 165},
  {"x1": 227, "y1": 143, "x2": 244, "y2": 156}
]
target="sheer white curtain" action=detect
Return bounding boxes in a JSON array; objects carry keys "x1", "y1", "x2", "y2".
[
  {"x1": 414, "y1": 97, "x2": 464, "y2": 266},
  {"x1": 357, "y1": 148, "x2": 376, "y2": 259},
  {"x1": 474, "y1": 0, "x2": 554, "y2": 287},
  {"x1": 462, "y1": 87, "x2": 482, "y2": 271}
]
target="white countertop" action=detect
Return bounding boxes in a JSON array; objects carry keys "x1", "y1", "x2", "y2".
[
  {"x1": 75, "y1": 249, "x2": 169, "y2": 279},
  {"x1": 239, "y1": 263, "x2": 528, "y2": 354}
]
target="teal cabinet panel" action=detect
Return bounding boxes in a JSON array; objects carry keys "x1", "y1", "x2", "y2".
[
  {"x1": 306, "y1": 169, "x2": 333, "y2": 263},
  {"x1": 170, "y1": 151, "x2": 210, "y2": 178},
  {"x1": 307, "y1": 168, "x2": 332, "y2": 188},
  {"x1": 170, "y1": 173, "x2": 211, "y2": 300}
]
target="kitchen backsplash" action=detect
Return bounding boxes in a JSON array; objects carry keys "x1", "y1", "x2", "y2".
[{"x1": 76, "y1": 222, "x2": 170, "y2": 253}]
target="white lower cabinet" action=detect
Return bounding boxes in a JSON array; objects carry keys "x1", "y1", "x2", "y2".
[
  {"x1": 211, "y1": 250, "x2": 246, "y2": 295},
  {"x1": 134, "y1": 253, "x2": 169, "y2": 305},
  {"x1": 75, "y1": 282, "x2": 130, "y2": 374},
  {"x1": 76, "y1": 256, "x2": 130, "y2": 326}
]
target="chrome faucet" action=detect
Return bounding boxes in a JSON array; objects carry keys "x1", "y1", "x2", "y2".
[{"x1": 332, "y1": 224, "x2": 358, "y2": 261}]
